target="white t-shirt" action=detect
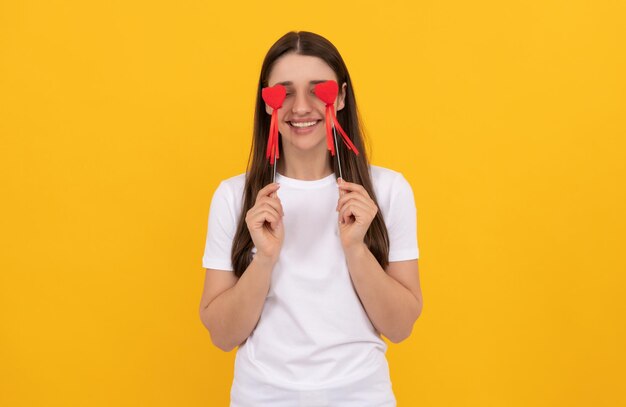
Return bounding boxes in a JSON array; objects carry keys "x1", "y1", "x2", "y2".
[{"x1": 202, "y1": 164, "x2": 419, "y2": 407}]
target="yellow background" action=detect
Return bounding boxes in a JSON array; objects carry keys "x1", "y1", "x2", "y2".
[{"x1": 1, "y1": 0, "x2": 625, "y2": 405}]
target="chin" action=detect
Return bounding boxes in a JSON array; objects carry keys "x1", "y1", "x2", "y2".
[{"x1": 284, "y1": 135, "x2": 327, "y2": 151}]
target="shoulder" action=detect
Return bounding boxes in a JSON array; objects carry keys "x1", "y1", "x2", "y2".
[
  {"x1": 218, "y1": 171, "x2": 246, "y2": 190},
  {"x1": 210, "y1": 172, "x2": 247, "y2": 214},
  {"x1": 369, "y1": 164, "x2": 403, "y2": 182},
  {"x1": 368, "y1": 165, "x2": 416, "y2": 224},
  {"x1": 369, "y1": 164, "x2": 411, "y2": 196},
  {"x1": 214, "y1": 172, "x2": 247, "y2": 197}
]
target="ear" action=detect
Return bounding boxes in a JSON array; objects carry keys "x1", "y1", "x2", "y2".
[
  {"x1": 265, "y1": 104, "x2": 272, "y2": 115},
  {"x1": 337, "y1": 82, "x2": 347, "y2": 111}
]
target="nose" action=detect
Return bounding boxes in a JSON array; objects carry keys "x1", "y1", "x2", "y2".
[{"x1": 291, "y1": 91, "x2": 313, "y2": 115}]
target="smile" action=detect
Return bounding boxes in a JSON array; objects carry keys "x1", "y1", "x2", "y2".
[{"x1": 289, "y1": 120, "x2": 320, "y2": 128}]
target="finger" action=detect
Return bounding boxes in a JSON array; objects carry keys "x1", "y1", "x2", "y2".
[
  {"x1": 337, "y1": 194, "x2": 356, "y2": 212},
  {"x1": 252, "y1": 207, "x2": 281, "y2": 228},
  {"x1": 339, "y1": 203, "x2": 358, "y2": 224},
  {"x1": 258, "y1": 196, "x2": 285, "y2": 216},
  {"x1": 338, "y1": 181, "x2": 367, "y2": 195},
  {"x1": 265, "y1": 214, "x2": 280, "y2": 231},
  {"x1": 247, "y1": 198, "x2": 282, "y2": 225},
  {"x1": 259, "y1": 207, "x2": 281, "y2": 223},
  {"x1": 265, "y1": 213, "x2": 281, "y2": 232},
  {"x1": 339, "y1": 201, "x2": 370, "y2": 224},
  {"x1": 336, "y1": 193, "x2": 374, "y2": 213},
  {"x1": 338, "y1": 186, "x2": 369, "y2": 205},
  {"x1": 336, "y1": 192, "x2": 368, "y2": 208},
  {"x1": 338, "y1": 203, "x2": 355, "y2": 224},
  {"x1": 257, "y1": 183, "x2": 281, "y2": 201}
]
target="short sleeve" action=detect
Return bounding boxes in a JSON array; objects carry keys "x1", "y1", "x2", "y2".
[
  {"x1": 386, "y1": 173, "x2": 420, "y2": 262},
  {"x1": 202, "y1": 181, "x2": 237, "y2": 271}
]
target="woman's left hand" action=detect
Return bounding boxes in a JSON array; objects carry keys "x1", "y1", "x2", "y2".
[{"x1": 336, "y1": 178, "x2": 378, "y2": 250}]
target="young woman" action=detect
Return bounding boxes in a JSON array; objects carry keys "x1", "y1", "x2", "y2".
[{"x1": 199, "y1": 31, "x2": 422, "y2": 407}]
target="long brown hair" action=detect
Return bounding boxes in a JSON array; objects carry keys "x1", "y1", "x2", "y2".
[{"x1": 231, "y1": 31, "x2": 390, "y2": 277}]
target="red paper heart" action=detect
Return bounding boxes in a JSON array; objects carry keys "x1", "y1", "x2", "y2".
[
  {"x1": 262, "y1": 84, "x2": 287, "y2": 109},
  {"x1": 314, "y1": 80, "x2": 338, "y2": 105}
]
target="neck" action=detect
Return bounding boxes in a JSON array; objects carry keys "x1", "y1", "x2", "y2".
[{"x1": 277, "y1": 142, "x2": 334, "y2": 180}]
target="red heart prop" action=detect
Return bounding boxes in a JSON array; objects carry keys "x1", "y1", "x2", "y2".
[
  {"x1": 314, "y1": 80, "x2": 338, "y2": 105},
  {"x1": 262, "y1": 84, "x2": 286, "y2": 109}
]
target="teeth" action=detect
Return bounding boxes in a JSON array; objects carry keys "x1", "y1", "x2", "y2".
[{"x1": 291, "y1": 121, "x2": 317, "y2": 128}]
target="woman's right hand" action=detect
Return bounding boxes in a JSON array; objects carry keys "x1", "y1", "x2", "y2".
[{"x1": 245, "y1": 183, "x2": 284, "y2": 264}]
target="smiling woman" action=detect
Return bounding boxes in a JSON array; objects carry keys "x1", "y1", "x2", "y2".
[{"x1": 199, "y1": 31, "x2": 422, "y2": 407}]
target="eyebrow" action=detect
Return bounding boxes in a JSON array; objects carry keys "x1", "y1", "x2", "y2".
[{"x1": 274, "y1": 80, "x2": 329, "y2": 86}]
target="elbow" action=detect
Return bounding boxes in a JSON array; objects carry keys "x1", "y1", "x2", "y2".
[
  {"x1": 204, "y1": 325, "x2": 238, "y2": 352},
  {"x1": 387, "y1": 326, "x2": 413, "y2": 344},
  {"x1": 387, "y1": 318, "x2": 417, "y2": 343},
  {"x1": 387, "y1": 303, "x2": 423, "y2": 344},
  {"x1": 199, "y1": 308, "x2": 237, "y2": 352},
  {"x1": 211, "y1": 335, "x2": 238, "y2": 352}
]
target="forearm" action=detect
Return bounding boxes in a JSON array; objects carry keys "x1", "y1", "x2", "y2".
[
  {"x1": 201, "y1": 255, "x2": 275, "y2": 351},
  {"x1": 344, "y1": 243, "x2": 421, "y2": 343}
]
